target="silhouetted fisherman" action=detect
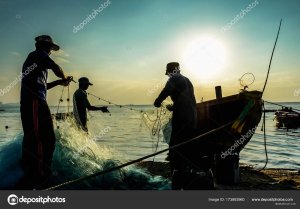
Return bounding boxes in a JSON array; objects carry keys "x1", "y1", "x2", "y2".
[
  {"x1": 154, "y1": 62, "x2": 213, "y2": 190},
  {"x1": 73, "y1": 77, "x2": 109, "y2": 132},
  {"x1": 19, "y1": 35, "x2": 72, "y2": 189}
]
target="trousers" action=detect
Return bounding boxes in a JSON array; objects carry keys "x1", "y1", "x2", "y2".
[{"x1": 20, "y1": 99, "x2": 56, "y2": 188}]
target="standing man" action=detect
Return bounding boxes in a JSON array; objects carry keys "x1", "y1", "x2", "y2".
[
  {"x1": 154, "y1": 62, "x2": 203, "y2": 189},
  {"x1": 73, "y1": 77, "x2": 109, "y2": 132},
  {"x1": 20, "y1": 35, "x2": 72, "y2": 189}
]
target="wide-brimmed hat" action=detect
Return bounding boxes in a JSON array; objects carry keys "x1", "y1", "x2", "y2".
[
  {"x1": 35, "y1": 35, "x2": 60, "y2": 51},
  {"x1": 78, "y1": 77, "x2": 93, "y2": 86}
]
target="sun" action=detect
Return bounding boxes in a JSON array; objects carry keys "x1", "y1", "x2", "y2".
[{"x1": 182, "y1": 36, "x2": 227, "y2": 81}]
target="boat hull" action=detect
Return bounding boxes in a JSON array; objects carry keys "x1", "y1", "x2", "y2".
[{"x1": 188, "y1": 91, "x2": 263, "y2": 159}]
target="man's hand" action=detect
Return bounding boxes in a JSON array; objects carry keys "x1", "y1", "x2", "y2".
[
  {"x1": 154, "y1": 99, "x2": 161, "y2": 108},
  {"x1": 61, "y1": 76, "x2": 73, "y2": 86},
  {"x1": 166, "y1": 104, "x2": 173, "y2": 111},
  {"x1": 100, "y1": 106, "x2": 110, "y2": 113},
  {"x1": 47, "y1": 77, "x2": 72, "y2": 90}
]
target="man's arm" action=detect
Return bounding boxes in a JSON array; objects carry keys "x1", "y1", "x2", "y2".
[
  {"x1": 154, "y1": 79, "x2": 175, "y2": 107},
  {"x1": 50, "y1": 62, "x2": 67, "y2": 80},
  {"x1": 47, "y1": 80, "x2": 63, "y2": 90},
  {"x1": 47, "y1": 77, "x2": 73, "y2": 90},
  {"x1": 87, "y1": 106, "x2": 109, "y2": 112},
  {"x1": 84, "y1": 95, "x2": 109, "y2": 112},
  {"x1": 42, "y1": 55, "x2": 67, "y2": 80},
  {"x1": 42, "y1": 54, "x2": 71, "y2": 89}
]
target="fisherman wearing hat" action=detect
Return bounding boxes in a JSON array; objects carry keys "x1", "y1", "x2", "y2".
[
  {"x1": 20, "y1": 35, "x2": 73, "y2": 188},
  {"x1": 154, "y1": 62, "x2": 213, "y2": 190},
  {"x1": 73, "y1": 77, "x2": 109, "y2": 132}
]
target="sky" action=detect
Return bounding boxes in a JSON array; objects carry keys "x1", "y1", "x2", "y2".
[{"x1": 0, "y1": 0, "x2": 299, "y2": 105}]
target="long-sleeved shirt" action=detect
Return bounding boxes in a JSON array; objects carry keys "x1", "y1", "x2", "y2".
[{"x1": 154, "y1": 73, "x2": 197, "y2": 129}]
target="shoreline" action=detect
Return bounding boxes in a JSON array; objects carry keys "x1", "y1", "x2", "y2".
[{"x1": 138, "y1": 161, "x2": 300, "y2": 190}]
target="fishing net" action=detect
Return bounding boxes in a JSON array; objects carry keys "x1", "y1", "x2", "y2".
[
  {"x1": 0, "y1": 117, "x2": 170, "y2": 189},
  {"x1": 141, "y1": 105, "x2": 172, "y2": 146}
]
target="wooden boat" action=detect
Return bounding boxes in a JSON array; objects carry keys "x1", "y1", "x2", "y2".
[
  {"x1": 187, "y1": 89, "x2": 263, "y2": 184},
  {"x1": 194, "y1": 90, "x2": 262, "y2": 152},
  {"x1": 275, "y1": 107, "x2": 300, "y2": 129}
]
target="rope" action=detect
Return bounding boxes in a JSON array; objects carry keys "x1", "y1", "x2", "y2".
[
  {"x1": 239, "y1": 73, "x2": 255, "y2": 90},
  {"x1": 56, "y1": 87, "x2": 65, "y2": 114},
  {"x1": 67, "y1": 85, "x2": 70, "y2": 114},
  {"x1": 45, "y1": 120, "x2": 234, "y2": 190},
  {"x1": 258, "y1": 19, "x2": 282, "y2": 169},
  {"x1": 264, "y1": 100, "x2": 300, "y2": 112},
  {"x1": 261, "y1": 19, "x2": 282, "y2": 96},
  {"x1": 259, "y1": 101, "x2": 268, "y2": 170},
  {"x1": 87, "y1": 92, "x2": 144, "y2": 113}
]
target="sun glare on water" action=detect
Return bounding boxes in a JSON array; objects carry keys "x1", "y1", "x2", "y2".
[{"x1": 182, "y1": 36, "x2": 227, "y2": 81}]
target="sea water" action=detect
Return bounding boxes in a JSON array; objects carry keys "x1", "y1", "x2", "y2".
[{"x1": 0, "y1": 103, "x2": 299, "y2": 189}]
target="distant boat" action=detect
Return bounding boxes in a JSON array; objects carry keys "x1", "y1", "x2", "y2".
[{"x1": 275, "y1": 107, "x2": 300, "y2": 129}]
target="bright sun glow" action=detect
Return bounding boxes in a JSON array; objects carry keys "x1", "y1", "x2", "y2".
[{"x1": 182, "y1": 36, "x2": 227, "y2": 81}]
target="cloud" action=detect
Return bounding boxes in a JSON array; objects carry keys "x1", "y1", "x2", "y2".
[
  {"x1": 51, "y1": 49, "x2": 71, "y2": 64},
  {"x1": 55, "y1": 57, "x2": 70, "y2": 64},
  {"x1": 52, "y1": 49, "x2": 70, "y2": 57},
  {"x1": 10, "y1": 52, "x2": 21, "y2": 57}
]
